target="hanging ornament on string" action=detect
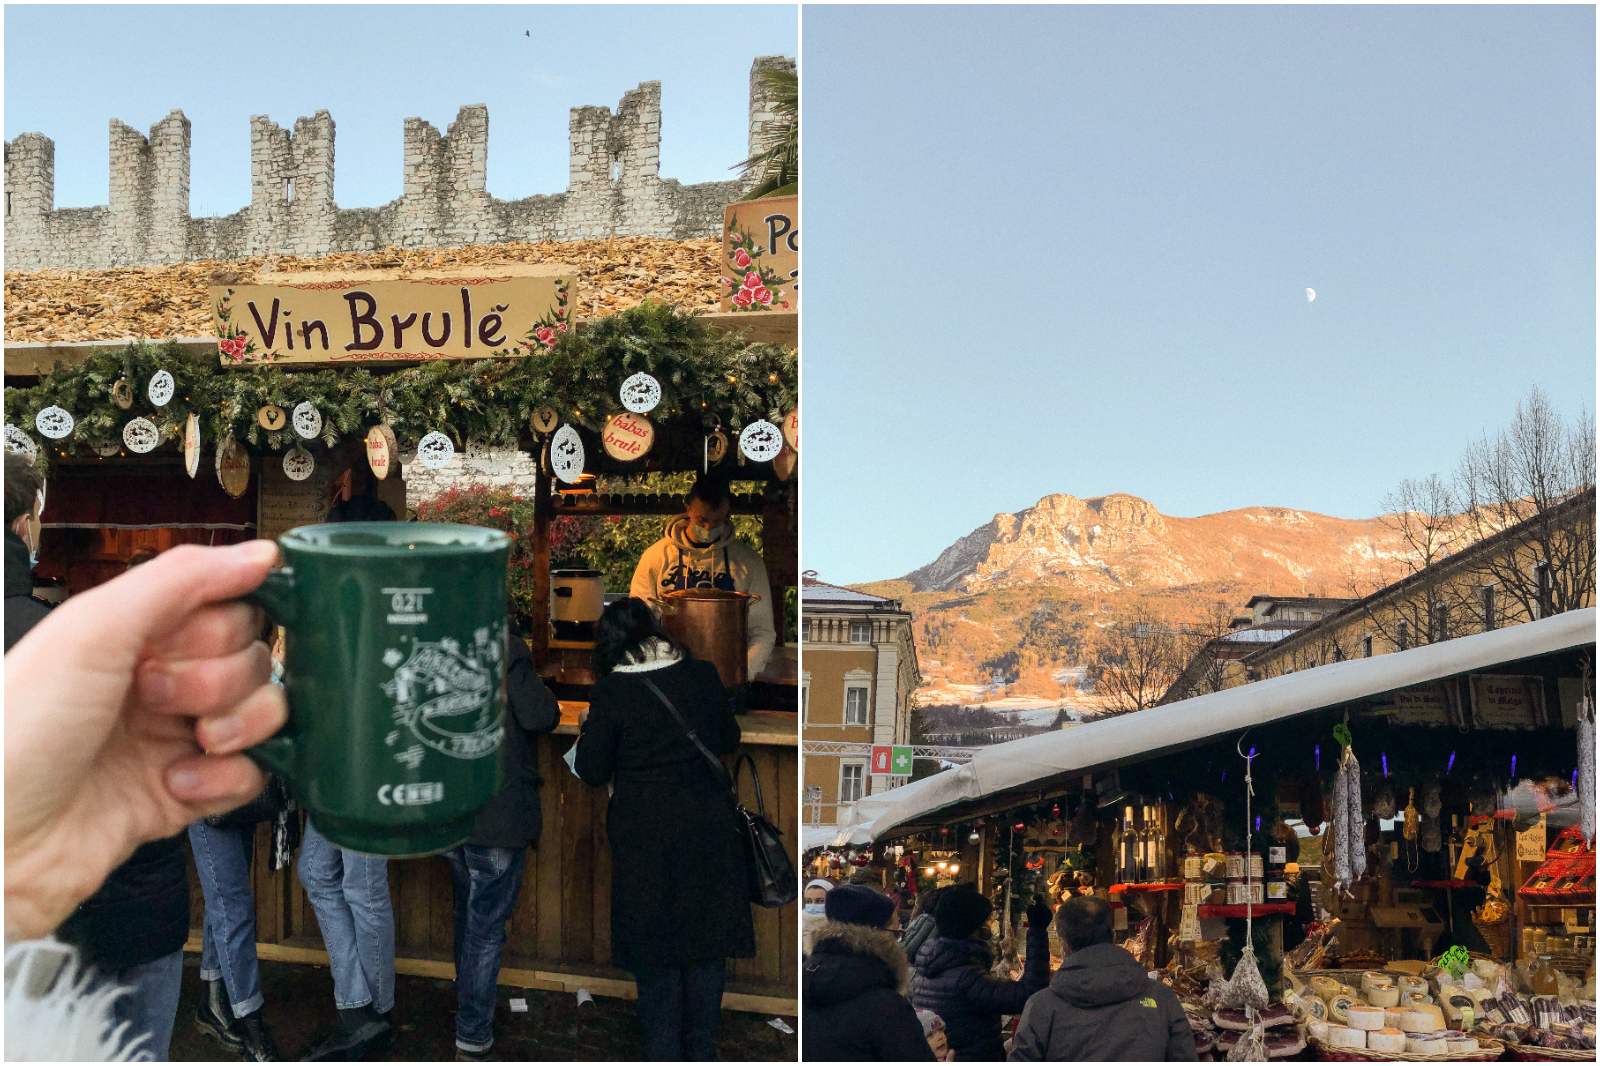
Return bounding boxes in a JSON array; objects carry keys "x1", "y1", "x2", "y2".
[
  {"x1": 216, "y1": 433, "x2": 251, "y2": 498},
  {"x1": 183, "y1": 413, "x2": 202, "y2": 478},
  {"x1": 619, "y1": 372, "x2": 662, "y2": 414},
  {"x1": 1402, "y1": 788, "x2": 1419, "y2": 842},
  {"x1": 782, "y1": 407, "x2": 798, "y2": 453},
  {"x1": 122, "y1": 417, "x2": 161, "y2": 454},
  {"x1": 773, "y1": 444, "x2": 797, "y2": 481},
  {"x1": 396, "y1": 435, "x2": 418, "y2": 467},
  {"x1": 464, "y1": 437, "x2": 491, "y2": 462},
  {"x1": 739, "y1": 419, "x2": 783, "y2": 462},
  {"x1": 416, "y1": 431, "x2": 455, "y2": 470},
  {"x1": 282, "y1": 445, "x2": 315, "y2": 481},
  {"x1": 4, "y1": 424, "x2": 39, "y2": 460},
  {"x1": 147, "y1": 369, "x2": 175, "y2": 407},
  {"x1": 91, "y1": 432, "x2": 121, "y2": 457},
  {"x1": 292, "y1": 401, "x2": 323, "y2": 440},
  {"x1": 530, "y1": 408, "x2": 559, "y2": 435},
  {"x1": 601, "y1": 412, "x2": 654, "y2": 461},
  {"x1": 704, "y1": 425, "x2": 728, "y2": 473},
  {"x1": 550, "y1": 423, "x2": 585, "y2": 484},
  {"x1": 111, "y1": 379, "x2": 134, "y2": 410},
  {"x1": 366, "y1": 423, "x2": 398, "y2": 480},
  {"x1": 34, "y1": 405, "x2": 75, "y2": 440},
  {"x1": 258, "y1": 405, "x2": 288, "y2": 432}
]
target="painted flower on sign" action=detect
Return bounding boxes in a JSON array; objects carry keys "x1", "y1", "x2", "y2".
[
  {"x1": 722, "y1": 219, "x2": 792, "y2": 313},
  {"x1": 212, "y1": 289, "x2": 271, "y2": 362},
  {"x1": 732, "y1": 249, "x2": 752, "y2": 269},
  {"x1": 731, "y1": 288, "x2": 753, "y2": 308},
  {"x1": 510, "y1": 279, "x2": 573, "y2": 356}
]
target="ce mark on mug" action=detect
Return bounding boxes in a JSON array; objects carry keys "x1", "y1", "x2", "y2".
[{"x1": 378, "y1": 782, "x2": 445, "y2": 806}]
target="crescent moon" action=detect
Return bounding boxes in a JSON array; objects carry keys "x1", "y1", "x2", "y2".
[{"x1": 1306, "y1": 288, "x2": 1316, "y2": 302}]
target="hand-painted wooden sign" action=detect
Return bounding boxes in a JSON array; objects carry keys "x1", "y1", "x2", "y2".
[
  {"x1": 721, "y1": 195, "x2": 797, "y2": 313},
  {"x1": 366, "y1": 424, "x2": 398, "y2": 480},
  {"x1": 211, "y1": 265, "x2": 577, "y2": 365},
  {"x1": 216, "y1": 434, "x2": 251, "y2": 498},
  {"x1": 1468, "y1": 674, "x2": 1548, "y2": 730},
  {"x1": 184, "y1": 413, "x2": 201, "y2": 478},
  {"x1": 601, "y1": 413, "x2": 654, "y2": 461}
]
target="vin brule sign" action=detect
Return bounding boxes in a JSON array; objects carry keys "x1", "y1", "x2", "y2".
[{"x1": 208, "y1": 265, "x2": 576, "y2": 365}]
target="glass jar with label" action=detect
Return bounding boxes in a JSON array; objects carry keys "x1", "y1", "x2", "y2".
[
  {"x1": 1247, "y1": 852, "x2": 1265, "y2": 881},
  {"x1": 1225, "y1": 852, "x2": 1244, "y2": 880}
]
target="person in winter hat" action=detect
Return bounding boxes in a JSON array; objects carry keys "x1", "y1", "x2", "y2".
[
  {"x1": 902, "y1": 886, "x2": 947, "y2": 969},
  {"x1": 918, "y1": 1008, "x2": 956, "y2": 1062},
  {"x1": 629, "y1": 475, "x2": 776, "y2": 677},
  {"x1": 803, "y1": 884, "x2": 935, "y2": 1062},
  {"x1": 1008, "y1": 895, "x2": 1195, "y2": 1061},
  {"x1": 910, "y1": 885, "x2": 1051, "y2": 1061}
]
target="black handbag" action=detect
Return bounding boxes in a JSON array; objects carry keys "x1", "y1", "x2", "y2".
[{"x1": 641, "y1": 676, "x2": 799, "y2": 909}]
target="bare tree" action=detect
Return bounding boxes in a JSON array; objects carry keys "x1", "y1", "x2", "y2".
[
  {"x1": 1454, "y1": 387, "x2": 1596, "y2": 620},
  {"x1": 1091, "y1": 603, "x2": 1184, "y2": 714},
  {"x1": 1161, "y1": 601, "x2": 1238, "y2": 702}
]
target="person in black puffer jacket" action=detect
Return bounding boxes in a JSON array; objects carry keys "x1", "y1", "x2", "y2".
[
  {"x1": 803, "y1": 884, "x2": 935, "y2": 1062},
  {"x1": 911, "y1": 885, "x2": 1052, "y2": 1061}
]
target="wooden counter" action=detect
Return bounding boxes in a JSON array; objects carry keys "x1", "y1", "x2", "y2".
[{"x1": 183, "y1": 716, "x2": 799, "y2": 1015}]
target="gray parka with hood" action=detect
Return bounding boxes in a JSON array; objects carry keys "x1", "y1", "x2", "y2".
[{"x1": 1008, "y1": 942, "x2": 1196, "y2": 1061}]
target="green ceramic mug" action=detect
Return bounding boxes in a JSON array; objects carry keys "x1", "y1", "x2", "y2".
[{"x1": 247, "y1": 522, "x2": 511, "y2": 856}]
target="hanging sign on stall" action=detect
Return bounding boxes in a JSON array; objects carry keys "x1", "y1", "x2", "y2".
[
  {"x1": 1390, "y1": 683, "x2": 1455, "y2": 727},
  {"x1": 216, "y1": 434, "x2": 251, "y2": 498},
  {"x1": 782, "y1": 408, "x2": 798, "y2": 452},
  {"x1": 365, "y1": 424, "x2": 398, "y2": 480},
  {"x1": 210, "y1": 265, "x2": 577, "y2": 365},
  {"x1": 1517, "y1": 812, "x2": 1548, "y2": 862},
  {"x1": 601, "y1": 413, "x2": 654, "y2": 461},
  {"x1": 721, "y1": 195, "x2": 797, "y2": 313},
  {"x1": 184, "y1": 413, "x2": 201, "y2": 478},
  {"x1": 258, "y1": 451, "x2": 334, "y2": 541},
  {"x1": 1468, "y1": 674, "x2": 1548, "y2": 730}
]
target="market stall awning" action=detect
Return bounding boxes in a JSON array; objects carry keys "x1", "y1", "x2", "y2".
[{"x1": 865, "y1": 608, "x2": 1596, "y2": 842}]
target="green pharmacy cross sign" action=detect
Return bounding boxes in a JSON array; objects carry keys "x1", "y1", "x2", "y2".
[{"x1": 872, "y1": 744, "x2": 915, "y2": 777}]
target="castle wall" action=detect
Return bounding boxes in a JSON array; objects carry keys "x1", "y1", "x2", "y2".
[{"x1": 4, "y1": 56, "x2": 792, "y2": 270}]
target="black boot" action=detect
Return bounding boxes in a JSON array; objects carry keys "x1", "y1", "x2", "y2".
[
  {"x1": 300, "y1": 1004, "x2": 390, "y2": 1061},
  {"x1": 238, "y1": 1009, "x2": 283, "y2": 1061},
  {"x1": 195, "y1": 978, "x2": 244, "y2": 1050}
]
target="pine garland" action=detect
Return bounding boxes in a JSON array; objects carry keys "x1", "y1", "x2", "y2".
[{"x1": 4, "y1": 302, "x2": 797, "y2": 469}]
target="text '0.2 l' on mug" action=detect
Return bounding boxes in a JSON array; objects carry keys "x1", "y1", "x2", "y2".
[{"x1": 246, "y1": 522, "x2": 511, "y2": 857}]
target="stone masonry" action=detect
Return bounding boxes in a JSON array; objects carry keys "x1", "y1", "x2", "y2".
[{"x1": 5, "y1": 56, "x2": 793, "y2": 271}]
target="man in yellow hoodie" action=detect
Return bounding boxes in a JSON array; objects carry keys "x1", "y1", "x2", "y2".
[{"x1": 630, "y1": 475, "x2": 776, "y2": 679}]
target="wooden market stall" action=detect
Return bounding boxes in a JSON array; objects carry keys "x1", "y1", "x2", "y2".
[{"x1": 4, "y1": 248, "x2": 801, "y2": 1013}]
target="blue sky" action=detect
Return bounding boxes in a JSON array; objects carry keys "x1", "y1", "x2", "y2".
[
  {"x1": 4, "y1": 5, "x2": 797, "y2": 217},
  {"x1": 803, "y1": 5, "x2": 1595, "y2": 585}
]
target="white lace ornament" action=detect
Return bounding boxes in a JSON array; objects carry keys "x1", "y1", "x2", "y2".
[
  {"x1": 4, "y1": 424, "x2": 38, "y2": 460},
  {"x1": 550, "y1": 423, "x2": 585, "y2": 484},
  {"x1": 416, "y1": 431, "x2": 455, "y2": 470},
  {"x1": 291, "y1": 401, "x2": 322, "y2": 440},
  {"x1": 122, "y1": 417, "x2": 160, "y2": 454},
  {"x1": 147, "y1": 369, "x2": 175, "y2": 407},
  {"x1": 619, "y1": 372, "x2": 662, "y2": 414},
  {"x1": 739, "y1": 419, "x2": 783, "y2": 462},
  {"x1": 35, "y1": 406, "x2": 75, "y2": 440},
  {"x1": 282, "y1": 446, "x2": 315, "y2": 481}
]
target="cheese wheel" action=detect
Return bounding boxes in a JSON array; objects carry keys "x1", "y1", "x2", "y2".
[
  {"x1": 1412, "y1": 1004, "x2": 1446, "y2": 1031},
  {"x1": 1326, "y1": 994, "x2": 1354, "y2": 1023},
  {"x1": 1361, "y1": 970, "x2": 1390, "y2": 992},
  {"x1": 1398, "y1": 1009, "x2": 1436, "y2": 1034},
  {"x1": 1302, "y1": 996, "x2": 1327, "y2": 1021},
  {"x1": 1311, "y1": 976, "x2": 1341, "y2": 998},
  {"x1": 1383, "y1": 1008, "x2": 1408, "y2": 1029},
  {"x1": 1307, "y1": 1019, "x2": 1330, "y2": 1043},
  {"x1": 1406, "y1": 1033, "x2": 1447, "y2": 1054},
  {"x1": 1367, "y1": 1027, "x2": 1406, "y2": 1054},
  {"x1": 1368, "y1": 985, "x2": 1400, "y2": 1008},
  {"x1": 1348, "y1": 1005, "x2": 1386, "y2": 1031},
  {"x1": 1398, "y1": 976, "x2": 1429, "y2": 994},
  {"x1": 1445, "y1": 1036, "x2": 1479, "y2": 1054},
  {"x1": 1403, "y1": 990, "x2": 1432, "y2": 1006},
  {"x1": 1326, "y1": 1025, "x2": 1366, "y2": 1048}
]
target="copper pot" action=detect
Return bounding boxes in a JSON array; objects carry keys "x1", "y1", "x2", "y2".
[{"x1": 657, "y1": 588, "x2": 760, "y2": 689}]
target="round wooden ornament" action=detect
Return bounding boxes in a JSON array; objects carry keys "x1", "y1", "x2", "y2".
[
  {"x1": 530, "y1": 408, "x2": 560, "y2": 434},
  {"x1": 601, "y1": 413, "x2": 654, "y2": 461},
  {"x1": 184, "y1": 413, "x2": 201, "y2": 478},
  {"x1": 782, "y1": 408, "x2": 799, "y2": 452},
  {"x1": 92, "y1": 433, "x2": 121, "y2": 457},
  {"x1": 111, "y1": 379, "x2": 134, "y2": 410},
  {"x1": 365, "y1": 424, "x2": 398, "y2": 480},
  {"x1": 706, "y1": 429, "x2": 728, "y2": 464},
  {"x1": 216, "y1": 434, "x2": 251, "y2": 498},
  {"x1": 773, "y1": 445, "x2": 797, "y2": 481},
  {"x1": 123, "y1": 417, "x2": 160, "y2": 454},
  {"x1": 258, "y1": 405, "x2": 288, "y2": 431}
]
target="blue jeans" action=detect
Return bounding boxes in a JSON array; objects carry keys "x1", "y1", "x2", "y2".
[
  {"x1": 445, "y1": 845, "x2": 527, "y2": 1052},
  {"x1": 187, "y1": 820, "x2": 264, "y2": 1017},
  {"x1": 633, "y1": 961, "x2": 726, "y2": 1061},
  {"x1": 106, "y1": 949, "x2": 184, "y2": 1060},
  {"x1": 296, "y1": 819, "x2": 395, "y2": 1013}
]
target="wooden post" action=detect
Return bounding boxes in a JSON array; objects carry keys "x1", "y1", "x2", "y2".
[{"x1": 531, "y1": 456, "x2": 552, "y2": 661}]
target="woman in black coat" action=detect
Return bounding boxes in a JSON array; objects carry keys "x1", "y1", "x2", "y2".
[{"x1": 574, "y1": 598, "x2": 755, "y2": 1060}]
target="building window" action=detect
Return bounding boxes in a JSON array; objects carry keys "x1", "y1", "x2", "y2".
[
  {"x1": 844, "y1": 686, "x2": 869, "y2": 726},
  {"x1": 839, "y1": 763, "x2": 865, "y2": 804},
  {"x1": 800, "y1": 683, "x2": 809, "y2": 722},
  {"x1": 1535, "y1": 562, "x2": 1553, "y2": 619},
  {"x1": 1361, "y1": 636, "x2": 1373, "y2": 658},
  {"x1": 1481, "y1": 585, "x2": 1496, "y2": 631},
  {"x1": 1395, "y1": 621, "x2": 1410, "y2": 650},
  {"x1": 849, "y1": 621, "x2": 871, "y2": 643}
]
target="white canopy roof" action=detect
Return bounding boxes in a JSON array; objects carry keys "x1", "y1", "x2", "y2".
[
  {"x1": 799, "y1": 774, "x2": 950, "y2": 851},
  {"x1": 865, "y1": 608, "x2": 1596, "y2": 842}
]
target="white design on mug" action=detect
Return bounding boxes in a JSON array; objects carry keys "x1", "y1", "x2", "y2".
[
  {"x1": 378, "y1": 782, "x2": 444, "y2": 806},
  {"x1": 382, "y1": 586, "x2": 433, "y2": 625},
  {"x1": 380, "y1": 625, "x2": 505, "y2": 762}
]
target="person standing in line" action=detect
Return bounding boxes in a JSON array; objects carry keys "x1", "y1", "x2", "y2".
[
  {"x1": 296, "y1": 487, "x2": 398, "y2": 1060},
  {"x1": 4, "y1": 450, "x2": 50, "y2": 648},
  {"x1": 901, "y1": 886, "x2": 948, "y2": 970},
  {"x1": 1007, "y1": 895, "x2": 1196, "y2": 1061},
  {"x1": 445, "y1": 610, "x2": 561, "y2": 1062},
  {"x1": 911, "y1": 885, "x2": 1051, "y2": 1061},
  {"x1": 801, "y1": 883, "x2": 935, "y2": 1062},
  {"x1": 574, "y1": 598, "x2": 756, "y2": 1061}
]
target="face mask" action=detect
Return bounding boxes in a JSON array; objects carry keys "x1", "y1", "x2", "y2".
[
  {"x1": 803, "y1": 903, "x2": 826, "y2": 916},
  {"x1": 688, "y1": 522, "x2": 724, "y2": 545}
]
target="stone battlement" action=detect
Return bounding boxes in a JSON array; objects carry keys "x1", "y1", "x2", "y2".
[{"x1": 4, "y1": 56, "x2": 792, "y2": 270}]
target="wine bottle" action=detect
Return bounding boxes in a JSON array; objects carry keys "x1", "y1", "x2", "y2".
[
  {"x1": 1119, "y1": 805, "x2": 1141, "y2": 884},
  {"x1": 1146, "y1": 805, "x2": 1168, "y2": 882}
]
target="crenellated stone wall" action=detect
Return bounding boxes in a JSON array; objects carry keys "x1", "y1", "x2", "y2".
[{"x1": 4, "y1": 56, "x2": 792, "y2": 270}]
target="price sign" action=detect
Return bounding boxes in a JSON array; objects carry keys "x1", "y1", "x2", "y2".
[{"x1": 1517, "y1": 813, "x2": 1548, "y2": 862}]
